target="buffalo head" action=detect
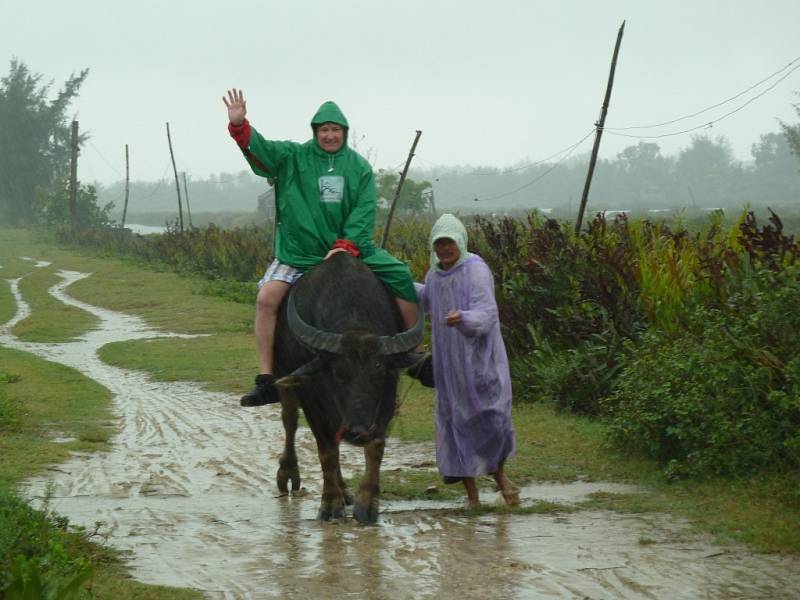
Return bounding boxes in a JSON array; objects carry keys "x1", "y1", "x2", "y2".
[{"x1": 277, "y1": 292, "x2": 423, "y2": 445}]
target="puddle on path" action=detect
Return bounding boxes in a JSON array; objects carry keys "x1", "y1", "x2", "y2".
[{"x1": 2, "y1": 267, "x2": 799, "y2": 599}]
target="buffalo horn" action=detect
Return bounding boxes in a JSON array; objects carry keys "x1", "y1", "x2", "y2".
[
  {"x1": 378, "y1": 303, "x2": 425, "y2": 356},
  {"x1": 286, "y1": 292, "x2": 344, "y2": 353},
  {"x1": 286, "y1": 290, "x2": 424, "y2": 356}
]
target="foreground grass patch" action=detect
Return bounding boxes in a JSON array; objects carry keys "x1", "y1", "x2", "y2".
[
  {"x1": 13, "y1": 267, "x2": 99, "y2": 343},
  {"x1": 0, "y1": 347, "x2": 114, "y2": 489}
]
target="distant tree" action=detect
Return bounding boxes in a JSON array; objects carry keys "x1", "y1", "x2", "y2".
[
  {"x1": 674, "y1": 135, "x2": 743, "y2": 207},
  {"x1": 747, "y1": 132, "x2": 800, "y2": 202},
  {"x1": 614, "y1": 142, "x2": 675, "y2": 207},
  {"x1": 32, "y1": 178, "x2": 114, "y2": 227},
  {"x1": 376, "y1": 172, "x2": 433, "y2": 215},
  {"x1": 0, "y1": 59, "x2": 88, "y2": 224},
  {"x1": 780, "y1": 92, "x2": 800, "y2": 162}
]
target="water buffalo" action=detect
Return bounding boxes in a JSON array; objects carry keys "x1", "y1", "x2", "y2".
[{"x1": 273, "y1": 251, "x2": 423, "y2": 523}]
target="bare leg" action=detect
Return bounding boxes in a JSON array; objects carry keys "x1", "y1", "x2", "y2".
[
  {"x1": 463, "y1": 477, "x2": 480, "y2": 508},
  {"x1": 255, "y1": 281, "x2": 290, "y2": 374},
  {"x1": 493, "y1": 463, "x2": 520, "y2": 506},
  {"x1": 395, "y1": 298, "x2": 418, "y2": 331}
]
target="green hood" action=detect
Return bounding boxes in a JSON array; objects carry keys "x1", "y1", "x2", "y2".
[
  {"x1": 310, "y1": 100, "x2": 349, "y2": 152},
  {"x1": 311, "y1": 100, "x2": 349, "y2": 129}
]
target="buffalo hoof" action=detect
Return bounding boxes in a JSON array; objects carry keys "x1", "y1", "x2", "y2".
[
  {"x1": 277, "y1": 467, "x2": 301, "y2": 494},
  {"x1": 317, "y1": 505, "x2": 346, "y2": 521},
  {"x1": 352, "y1": 502, "x2": 379, "y2": 525}
]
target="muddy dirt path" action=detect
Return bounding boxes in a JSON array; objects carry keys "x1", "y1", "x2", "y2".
[{"x1": 2, "y1": 265, "x2": 799, "y2": 599}]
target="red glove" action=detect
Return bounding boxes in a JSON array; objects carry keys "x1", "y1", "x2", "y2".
[
  {"x1": 332, "y1": 239, "x2": 360, "y2": 257},
  {"x1": 228, "y1": 119, "x2": 251, "y2": 149}
]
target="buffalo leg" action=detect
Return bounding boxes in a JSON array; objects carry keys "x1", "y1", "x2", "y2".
[
  {"x1": 277, "y1": 397, "x2": 301, "y2": 493},
  {"x1": 338, "y1": 466, "x2": 354, "y2": 506},
  {"x1": 353, "y1": 437, "x2": 385, "y2": 525},
  {"x1": 317, "y1": 445, "x2": 346, "y2": 521}
]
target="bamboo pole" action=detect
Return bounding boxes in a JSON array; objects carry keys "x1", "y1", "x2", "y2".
[
  {"x1": 182, "y1": 171, "x2": 193, "y2": 228},
  {"x1": 166, "y1": 122, "x2": 184, "y2": 231},
  {"x1": 69, "y1": 120, "x2": 79, "y2": 227},
  {"x1": 380, "y1": 130, "x2": 422, "y2": 249},
  {"x1": 121, "y1": 144, "x2": 130, "y2": 228},
  {"x1": 575, "y1": 20, "x2": 625, "y2": 234}
]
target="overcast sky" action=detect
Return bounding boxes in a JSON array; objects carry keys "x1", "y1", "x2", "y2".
[{"x1": 3, "y1": 1, "x2": 800, "y2": 185}]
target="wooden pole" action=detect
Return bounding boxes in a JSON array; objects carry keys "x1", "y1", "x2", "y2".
[
  {"x1": 121, "y1": 144, "x2": 130, "y2": 228},
  {"x1": 166, "y1": 122, "x2": 184, "y2": 231},
  {"x1": 380, "y1": 130, "x2": 422, "y2": 249},
  {"x1": 182, "y1": 171, "x2": 193, "y2": 228},
  {"x1": 575, "y1": 20, "x2": 625, "y2": 234},
  {"x1": 429, "y1": 185, "x2": 437, "y2": 218},
  {"x1": 68, "y1": 120, "x2": 79, "y2": 227}
]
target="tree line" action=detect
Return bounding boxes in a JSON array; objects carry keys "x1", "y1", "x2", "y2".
[{"x1": 2, "y1": 59, "x2": 799, "y2": 227}]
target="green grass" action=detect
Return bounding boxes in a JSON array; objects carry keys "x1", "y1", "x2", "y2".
[
  {"x1": 0, "y1": 228, "x2": 206, "y2": 599},
  {"x1": 13, "y1": 267, "x2": 99, "y2": 342},
  {"x1": 0, "y1": 346, "x2": 114, "y2": 488}
]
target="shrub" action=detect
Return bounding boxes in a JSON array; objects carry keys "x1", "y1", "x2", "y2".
[
  {"x1": 0, "y1": 489, "x2": 93, "y2": 597},
  {"x1": 605, "y1": 264, "x2": 800, "y2": 478}
]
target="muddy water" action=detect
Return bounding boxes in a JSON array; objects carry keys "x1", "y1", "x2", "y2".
[{"x1": 3, "y1": 267, "x2": 800, "y2": 599}]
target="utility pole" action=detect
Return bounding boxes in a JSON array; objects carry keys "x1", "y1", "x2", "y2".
[
  {"x1": 166, "y1": 122, "x2": 184, "y2": 231},
  {"x1": 69, "y1": 121, "x2": 79, "y2": 227},
  {"x1": 380, "y1": 130, "x2": 422, "y2": 249},
  {"x1": 121, "y1": 144, "x2": 130, "y2": 228},
  {"x1": 575, "y1": 20, "x2": 625, "y2": 234}
]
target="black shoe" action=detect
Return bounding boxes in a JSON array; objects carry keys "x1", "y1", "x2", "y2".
[
  {"x1": 405, "y1": 352, "x2": 434, "y2": 388},
  {"x1": 240, "y1": 374, "x2": 281, "y2": 406}
]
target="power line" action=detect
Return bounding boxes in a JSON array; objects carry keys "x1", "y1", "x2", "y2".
[
  {"x1": 475, "y1": 129, "x2": 596, "y2": 202},
  {"x1": 603, "y1": 61, "x2": 800, "y2": 141},
  {"x1": 86, "y1": 139, "x2": 125, "y2": 177},
  {"x1": 604, "y1": 56, "x2": 800, "y2": 135},
  {"x1": 138, "y1": 160, "x2": 174, "y2": 200}
]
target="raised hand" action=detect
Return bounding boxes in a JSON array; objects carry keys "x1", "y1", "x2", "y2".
[{"x1": 223, "y1": 88, "x2": 247, "y2": 126}]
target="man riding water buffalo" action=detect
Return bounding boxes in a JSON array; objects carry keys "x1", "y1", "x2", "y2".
[
  {"x1": 223, "y1": 89, "x2": 420, "y2": 406},
  {"x1": 223, "y1": 90, "x2": 423, "y2": 522}
]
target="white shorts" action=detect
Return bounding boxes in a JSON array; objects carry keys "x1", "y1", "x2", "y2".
[{"x1": 257, "y1": 259, "x2": 304, "y2": 288}]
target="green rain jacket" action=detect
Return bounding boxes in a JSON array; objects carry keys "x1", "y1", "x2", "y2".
[{"x1": 240, "y1": 101, "x2": 416, "y2": 302}]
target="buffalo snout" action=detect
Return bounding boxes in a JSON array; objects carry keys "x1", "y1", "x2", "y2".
[{"x1": 337, "y1": 423, "x2": 377, "y2": 446}]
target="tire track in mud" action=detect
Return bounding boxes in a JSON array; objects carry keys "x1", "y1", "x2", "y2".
[{"x1": 2, "y1": 266, "x2": 800, "y2": 599}]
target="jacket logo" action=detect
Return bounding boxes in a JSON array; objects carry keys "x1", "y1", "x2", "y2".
[{"x1": 319, "y1": 176, "x2": 344, "y2": 203}]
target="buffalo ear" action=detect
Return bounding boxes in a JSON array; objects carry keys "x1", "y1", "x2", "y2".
[{"x1": 276, "y1": 357, "x2": 324, "y2": 388}]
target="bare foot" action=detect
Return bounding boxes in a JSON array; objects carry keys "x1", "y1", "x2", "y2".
[
  {"x1": 493, "y1": 469, "x2": 520, "y2": 506},
  {"x1": 463, "y1": 477, "x2": 479, "y2": 508},
  {"x1": 501, "y1": 487, "x2": 520, "y2": 506}
]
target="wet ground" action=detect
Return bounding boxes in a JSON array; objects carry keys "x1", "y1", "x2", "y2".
[{"x1": 2, "y1": 264, "x2": 800, "y2": 599}]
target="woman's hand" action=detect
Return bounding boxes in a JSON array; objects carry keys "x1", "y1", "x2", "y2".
[
  {"x1": 445, "y1": 310, "x2": 462, "y2": 327},
  {"x1": 223, "y1": 88, "x2": 247, "y2": 126}
]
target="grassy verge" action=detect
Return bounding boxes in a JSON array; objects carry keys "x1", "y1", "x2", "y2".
[{"x1": 0, "y1": 229, "x2": 205, "y2": 598}]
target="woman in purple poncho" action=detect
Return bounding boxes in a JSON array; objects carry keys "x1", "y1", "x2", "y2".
[{"x1": 414, "y1": 213, "x2": 519, "y2": 508}]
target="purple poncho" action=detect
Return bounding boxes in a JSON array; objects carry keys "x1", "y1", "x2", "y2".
[{"x1": 415, "y1": 221, "x2": 515, "y2": 479}]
